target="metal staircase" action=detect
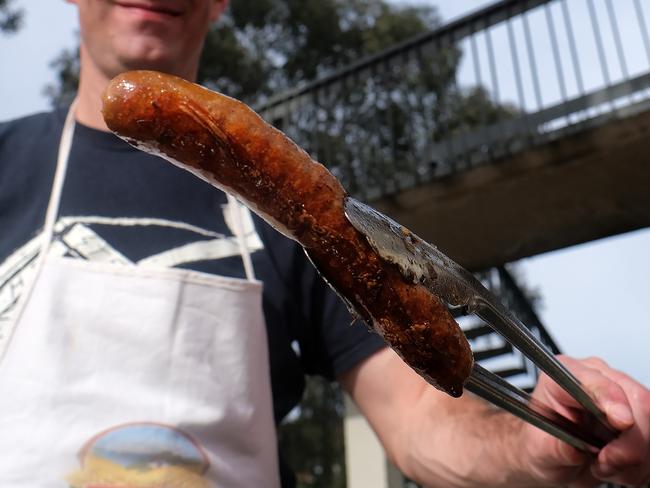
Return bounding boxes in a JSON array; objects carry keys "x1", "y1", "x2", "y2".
[{"x1": 458, "y1": 266, "x2": 560, "y2": 391}]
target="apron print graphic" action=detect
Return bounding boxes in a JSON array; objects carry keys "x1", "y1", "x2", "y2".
[{"x1": 66, "y1": 422, "x2": 210, "y2": 487}]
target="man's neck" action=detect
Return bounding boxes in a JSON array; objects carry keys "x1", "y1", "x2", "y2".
[{"x1": 75, "y1": 50, "x2": 113, "y2": 132}]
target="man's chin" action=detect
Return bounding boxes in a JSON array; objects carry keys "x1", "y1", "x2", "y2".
[{"x1": 116, "y1": 52, "x2": 189, "y2": 79}]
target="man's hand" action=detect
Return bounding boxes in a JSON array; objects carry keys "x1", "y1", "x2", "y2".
[
  {"x1": 519, "y1": 356, "x2": 650, "y2": 487},
  {"x1": 342, "y1": 348, "x2": 649, "y2": 487}
]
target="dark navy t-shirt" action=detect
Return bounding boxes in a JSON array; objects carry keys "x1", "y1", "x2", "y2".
[{"x1": 0, "y1": 108, "x2": 385, "y2": 485}]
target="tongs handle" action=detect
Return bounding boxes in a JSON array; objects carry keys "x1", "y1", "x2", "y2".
[
  {"x1": 472, "y1": 298, "x2": 619, "y2": 448},
  {"x1": 467, "y1": 364, "x2": 617, "y2": 452}
]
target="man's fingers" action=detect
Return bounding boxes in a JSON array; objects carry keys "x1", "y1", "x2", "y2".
[
  {"x1": 528, "y1": 355, "x2": 650, "y2": 486},
  {"x1": 581, "y1": 356, "x2": 610, "y2": 370},
  {"x1": 593, "y1": 376, "x2": 650, "y2": 485},
  {"x1": 579, "y1": 358, "x2": 647, "y2": 429},
  {"x1": 566, "y1": 358, "x2": 650, "y2": 485},
  {"x1": 534, "y1": 356, "x2": 633, "y2": 431},
  {"x1": 521, "y1": 425, "x2": 592, "y2": 486},
  {"x1": 557, "y1": 440, "x2": 589, "y2": 467}
]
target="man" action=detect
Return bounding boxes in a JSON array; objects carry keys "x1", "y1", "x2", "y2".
[{"x1": 0, "y1": 1, "x2": 647, "y2": 486}]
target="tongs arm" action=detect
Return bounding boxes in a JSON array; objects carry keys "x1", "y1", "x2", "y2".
[
  {"x1": 470, "y1": 294, "x2": 619, "y2": 450},
  {"x1": 467, "y1": 364, "x2": 617, "y2": 452}
]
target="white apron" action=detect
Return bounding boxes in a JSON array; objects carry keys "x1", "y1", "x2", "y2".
[{"x1": 0, "y1": 105, "x2": 281, "y2": 487}]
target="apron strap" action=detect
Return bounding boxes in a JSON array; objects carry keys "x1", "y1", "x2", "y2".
[
  {"x1": 226, "y1": 194, "x2": 256, "y2": 282},
  {"x1": 44, "y1": 100, "x2": 78, "y2": 252},
  {"x1": 0, "y1": 100, "x2": 77, "y2": 363}
]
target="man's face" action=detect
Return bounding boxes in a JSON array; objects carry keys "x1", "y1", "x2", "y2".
[{"x1": 70, "y1": 0, "x2": 227, "y2": 80}]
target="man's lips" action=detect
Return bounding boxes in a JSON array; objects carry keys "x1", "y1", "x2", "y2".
[{"x1": 114, "y1": 2, "x2": 183, "y2": 17}]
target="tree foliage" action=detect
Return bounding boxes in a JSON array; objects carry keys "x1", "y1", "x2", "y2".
[
  {"x1": 43, "y1": 47, "x2": 80, "y2": 109},
  {"x1": 198, "y1": 0, "x2": 440, "y2": 103},
  {"x1": 278, "y1": 377, "x2": 347, "y2": 488},
  {"x1": 0, "y1": 0, "x2": 22, "y2": 34}
]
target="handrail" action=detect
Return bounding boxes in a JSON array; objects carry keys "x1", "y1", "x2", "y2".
[
  {"x1": 256, "y1": 0, "x2": 551, "y2": 114},
  {"x1": 255, "y1": 0, "x2": 650, "y2": 201}
]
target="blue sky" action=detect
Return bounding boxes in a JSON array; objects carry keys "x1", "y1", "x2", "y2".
[{"x1": 0, "y1": 0, "x2": 647, "y2": 388}]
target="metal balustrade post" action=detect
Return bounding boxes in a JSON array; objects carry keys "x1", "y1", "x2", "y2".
[
  {"x1": 561, "y1": 0, "x2": 585, "y2": 125},
  {"x1": 587, "y1": 0, "x2": 615, "y2": 112},
  {"x1": 507, "y1": 10, "x2": 529, "y2": 135},
  {"x1": 634, "y1": 0, "x2": 650, "y2": 70},
  {"x1": 523, "y1": 3, "x2": 543, "y2": 112},
  {"x1": 606, "y1": 0, "x2": 629, "y2": 80},
  {"x1": 545, "y1": 3, "x2": 570, "y2": 126}
]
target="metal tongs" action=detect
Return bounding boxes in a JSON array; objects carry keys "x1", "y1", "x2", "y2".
[{"x1": 344, "y1": 197, "x2": 619, "y2": 453}]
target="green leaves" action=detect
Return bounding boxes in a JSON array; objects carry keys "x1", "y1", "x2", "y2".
[
  {"x1": 197, "y1": 0, "x2": 440, "y2": 103},
  {"x1": 278, "y1": 377, "x2": 347, "y2": 488},
  {"x1": 0, "y1": 0, "x2": 22, "y2": 34}
]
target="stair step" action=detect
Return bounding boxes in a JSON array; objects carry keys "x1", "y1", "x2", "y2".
[
  {"x1": 494, "y1": 366, "x2": 528, "y2": 378},
  {"x1": 473, "y1": 344, "x2": 513, "y2": 361},
  {"x1": 463, "y1": 324, "x2": 496, "y2": 340}
]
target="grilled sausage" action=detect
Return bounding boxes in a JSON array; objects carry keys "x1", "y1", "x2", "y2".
[{"x1": 102, "y1": 70, "x2": 473, "y2": 396}]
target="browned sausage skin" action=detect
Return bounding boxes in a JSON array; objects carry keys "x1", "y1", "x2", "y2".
[{"x1": 102, "y1": 70, "x2": 473, "y2": 396}]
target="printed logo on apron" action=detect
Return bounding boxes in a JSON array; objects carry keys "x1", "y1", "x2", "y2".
[{"x1": 67, "y1": 422, "x2": 210, "y2": 487}]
